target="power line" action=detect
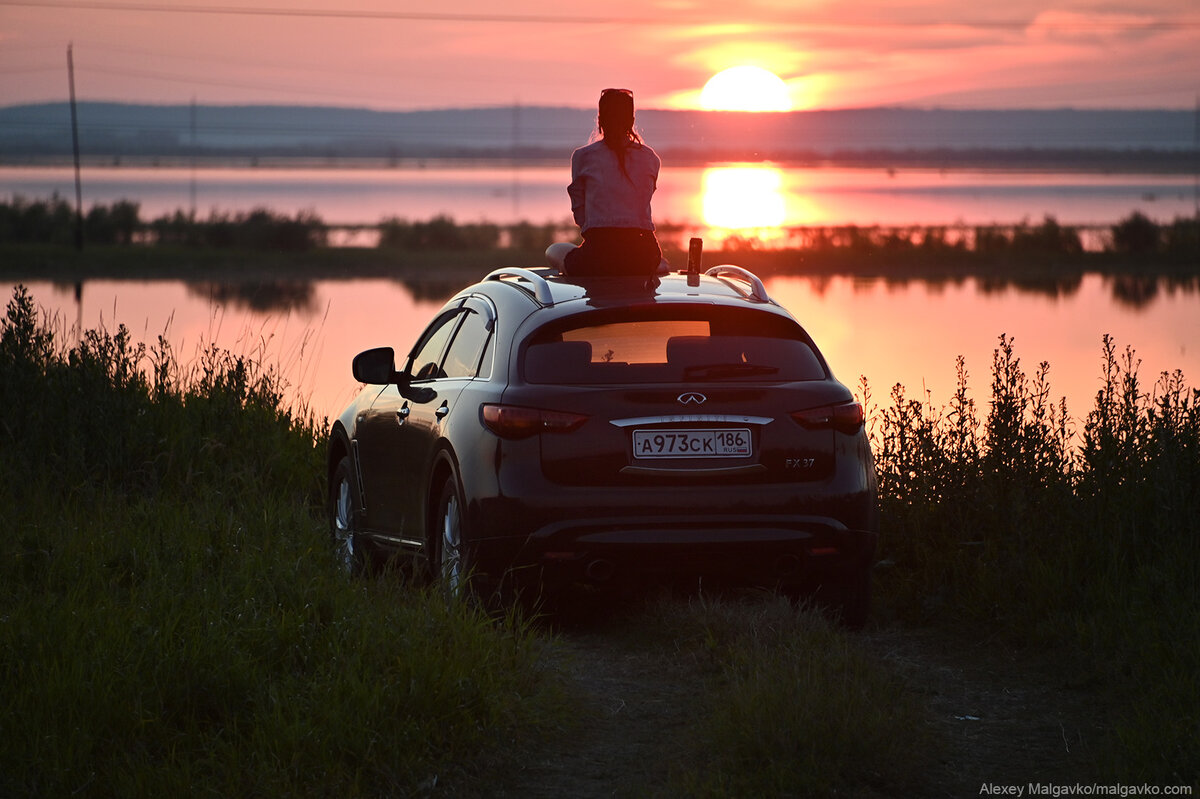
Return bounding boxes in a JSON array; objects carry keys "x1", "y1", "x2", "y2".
[
  {"x1": 23, "y1": 61, "x2": 574, "y2": 104},
  {"x1": 1, "y1": 0, "x2": 1198, "y2": 30},
  {"x1": 1, "y1": 65, "x2": 65, "y2": 75},
  {"x1": 0, "y1": 0, "x2": 675, "y2": 25},
  {"x1": 81, "y1": 64, "x2": 396, "y2": 103},
  {"x1": 47, "y1": 41, "x2": 384, "y2": 82},
  {"x1": 2, "y1": 39, "x2": 577, "y2": 99}
]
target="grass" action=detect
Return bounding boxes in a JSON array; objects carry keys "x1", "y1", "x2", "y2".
[
  {"x1": 3, "y1": 278, "x2": 1199, "y2": 793},
  {"x1": 866, "y1": 333, "x2": 1200, "y2": 784},
  {"x1": 633, "y1": 594, "x2": 934, "y2": 798},
  {"x1": 0, "y1": 285, "x2": 566, "y2": 796}
]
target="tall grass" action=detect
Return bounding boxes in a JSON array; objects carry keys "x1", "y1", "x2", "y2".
[
  {"x1": 5, "y1": 274, "x2": 1198, "y2": 790},
  {"x1": 866, "y1": 333, "x2": 1200, "y2": 782},
  {"x1": 0, "y1": 286, "x2": 565, "y2": 796}
]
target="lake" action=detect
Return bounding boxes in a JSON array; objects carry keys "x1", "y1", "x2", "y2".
[
  {"x1": 7, "y1": 162, "x2": 1199, "y2": 426},
  {"x1": 4, "y1": 164, "x2": 1198, "y2": 246},
  {"x1": 16, "y1": 272, "x2": 1199, "y2": 430}
]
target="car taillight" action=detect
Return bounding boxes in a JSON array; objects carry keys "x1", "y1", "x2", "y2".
[
  {"x1": 790, "y1": 401, "x2": 864, "y2": 435},
  {"x1": 481, "y1": 404, "x2": 588, "y2": 439}
]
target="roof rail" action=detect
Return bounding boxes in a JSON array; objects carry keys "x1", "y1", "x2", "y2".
[
  {"x1": 483, "y1": 267, "x2": 555, "y2": 305},
  {"x1": 705, "y1": 265, "x2": 771, "y2": 303}
]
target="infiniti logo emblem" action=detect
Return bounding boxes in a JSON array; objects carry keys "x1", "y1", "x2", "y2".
[{"x1": 677, "y1": 392, "x2": 707, "y2": 406}]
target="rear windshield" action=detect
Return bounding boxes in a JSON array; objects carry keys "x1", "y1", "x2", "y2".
[{"x1": 523, "y1": 307, "x2": 826, "y2": 385}]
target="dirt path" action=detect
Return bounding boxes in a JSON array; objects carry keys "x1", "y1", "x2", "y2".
[
  {"x1": 862, "y1": 627, "x2": 1108, "y2": 796},
  {"x1": 495, "y1": 630, "x2": 699, "y2": 798},
  {"x1": 490, "y1": 609, "x2": 1109, "y2": 799}
]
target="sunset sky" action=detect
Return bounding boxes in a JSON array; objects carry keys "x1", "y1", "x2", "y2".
[{"x1": 1, "y1": 0, "x2": 1198, "y2": 111}]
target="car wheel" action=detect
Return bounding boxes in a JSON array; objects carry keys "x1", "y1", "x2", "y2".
[
  {"x1": 434, "y1": 477, "x2": 472, "y2": 599},
  {"x1": 330, "y1": 455, "x2": 367, "y2": 576}
]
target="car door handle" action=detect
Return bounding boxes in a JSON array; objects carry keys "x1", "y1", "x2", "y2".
[{"x1": 435, "y1": 403, "x2": 450, "y2": 419}]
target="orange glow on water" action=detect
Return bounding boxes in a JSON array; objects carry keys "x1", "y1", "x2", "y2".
[
  {"x1": 15, "y1": 274, "x2": 1200, "y2": 429},
  {"x1": 702, "y1": 165, "x2": 787, "y2": 231},
  {"x1": 7, "y1": 165, "x2": 1197, "y2": 237}
]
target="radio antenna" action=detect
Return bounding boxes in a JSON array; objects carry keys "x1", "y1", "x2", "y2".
[{"x1": 686, "y1": 237, "x2": 702, "y2": 287}]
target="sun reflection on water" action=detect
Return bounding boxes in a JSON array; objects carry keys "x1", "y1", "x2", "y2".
[{"x1": 701, "y1": 165, "x2": 788, "y2": 241}]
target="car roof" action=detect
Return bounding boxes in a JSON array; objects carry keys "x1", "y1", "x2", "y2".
[{"x1": 474, "y1": 266, "x2": 785, "y2": 316}]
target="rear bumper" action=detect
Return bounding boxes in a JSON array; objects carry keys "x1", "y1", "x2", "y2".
[{"x1": 478, "y1": 512, "x2": 877, "y2": 588}]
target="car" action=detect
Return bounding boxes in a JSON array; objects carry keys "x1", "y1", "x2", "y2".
[{"x1": 326, "y1": 260, "x2": 879, "y2": 626}]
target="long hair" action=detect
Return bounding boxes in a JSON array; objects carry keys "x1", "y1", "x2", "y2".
[{"x1": 597, "y1": 88, "x2": 642, "y2": 179}]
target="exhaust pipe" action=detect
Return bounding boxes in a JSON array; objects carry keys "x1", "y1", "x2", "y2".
[{"x1": 585, "y1": 558, "x2": 615, "y2": 583}]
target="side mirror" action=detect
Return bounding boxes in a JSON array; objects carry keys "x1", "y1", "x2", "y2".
[{"x1": 352, "y1": 347, "x2": 399, "y2": 385}]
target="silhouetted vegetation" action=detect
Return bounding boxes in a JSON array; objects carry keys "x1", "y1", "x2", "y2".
[
  {"x1": 1109, "y1": 212, "x2": 1200, "y2": 258},
  {"x1": 0, "y1": 195, "x2": 142, "y2": 246},
  {"x1": 1112, "y1": 211, "x2": 1162, "y2": 254},
  {"x1": 865, "y1": 335, "x2": 1199, "y2": 781},
  {"x1": 4, "y1": 280, "x2": 1198, "y2": 791},
  {"x1": 378, "y1": 214, "x2": 499, "y2": 250},
  {"x1": 746, "y1": 214, "x2": 1193, "y2": 259},
  {"x1": 0, "y1": 286, "x2": 566, "y2": 796},
  {"x1": 151, "y1": 207, "x2": 327, "y2": 251},
  {"x1": 0, "y1": 196, "x2": 327, "y2": 251},
  {"x1": 4, "y1": 197, "x2": 1197, "y2": 265},
  {"x1": 507, "y1": 220, "x2": 564, "y2": 251},
  {"x1": 0, "y1": 195, "x2": 76, "y2": 245}
]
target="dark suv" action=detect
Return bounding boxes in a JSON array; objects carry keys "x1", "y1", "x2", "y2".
[{"x1": 327, "y1": 265, "x2": 878, "y2": 625}]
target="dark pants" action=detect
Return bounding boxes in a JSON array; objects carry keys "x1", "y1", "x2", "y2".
[{"x1": 564, "y1": 227, "x2": 662, "y2": 277}]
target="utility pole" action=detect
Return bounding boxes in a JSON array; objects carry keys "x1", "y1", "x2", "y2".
[
  {"x1": 511, "y1": 100, "x2": 521, "y2": 219},
  {"x1": 67, "y1": 43, "x2": 84, "y2": 250},
  {"x1": 190, "y1": 96, "x2": 197, "y2": 220}
]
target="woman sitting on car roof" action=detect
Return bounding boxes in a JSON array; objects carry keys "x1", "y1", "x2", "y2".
[{"x1": 546, "y1": 88, "x2": 664, "y2": 277}]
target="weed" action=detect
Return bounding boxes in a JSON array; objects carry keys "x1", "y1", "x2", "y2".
[
  {"x1": 866, "y1": 332, "x2": 1200, "y2": 782},
  {"x1": 0, "y1": 286, "x2": 565, "y2": 796}
]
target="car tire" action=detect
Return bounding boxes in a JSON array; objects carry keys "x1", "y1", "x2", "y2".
[
  {"x1": 433, "y1": 477, "x2": 473, "y2": 600},
  {"x1": 329, "y1": 455, "x2": 369, "y2": 576}
]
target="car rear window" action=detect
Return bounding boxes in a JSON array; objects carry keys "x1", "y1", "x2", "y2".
[{"x1": 523, "y1": 308, "x2": 826, "y2": 385}]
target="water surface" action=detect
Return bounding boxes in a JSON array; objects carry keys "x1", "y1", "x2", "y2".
[
  {"x1": 5, "y1": 164, "x2": 1195, "y2": 234},
  {"x1": 18, "y1": 273, "x2": 1199, "y2": 426}
]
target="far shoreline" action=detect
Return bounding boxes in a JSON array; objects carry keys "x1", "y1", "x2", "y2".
[
  {"x1": 3, "y1": 147, "x2": 1198, "y2": 174},
  {"x1": 3, "y1": 243, "x2": 1198, "y2": 286}
]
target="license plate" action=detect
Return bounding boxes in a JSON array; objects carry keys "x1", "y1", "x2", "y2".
[{"x1": 632, "y1": 428, "x2": 752, "y2": 459}]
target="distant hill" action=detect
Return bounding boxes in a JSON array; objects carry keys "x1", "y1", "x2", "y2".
[{"x1": 1, "y1": 102, "x2": 1196, "y2": 169}]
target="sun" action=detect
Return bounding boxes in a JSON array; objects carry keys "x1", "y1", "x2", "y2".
[{"x1": 700, "y1": 66, "x2": 793, "y2": 112}]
